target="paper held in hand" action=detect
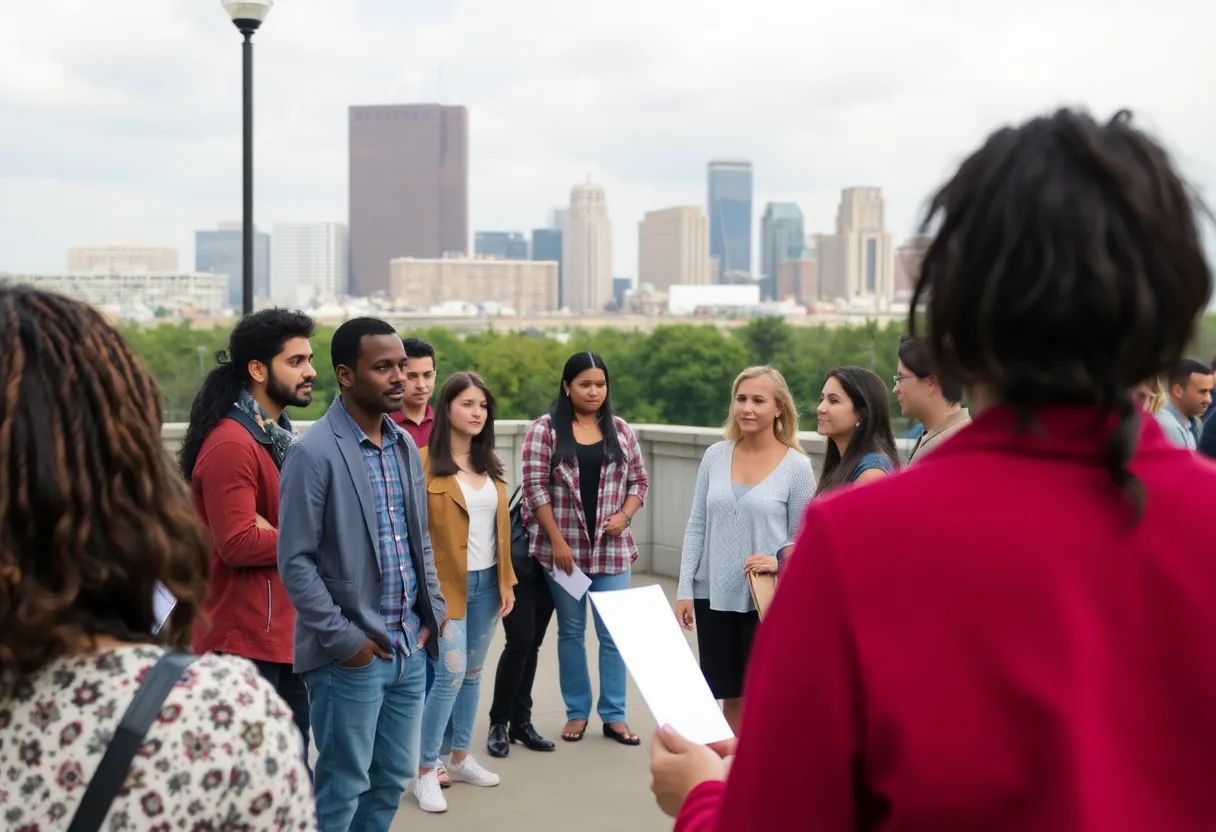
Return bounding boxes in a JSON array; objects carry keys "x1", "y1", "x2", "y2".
[
  {"x1": 152, "y1": 581, "x2": 177, "y2": 635},
  {"x1": 589, "y1": 584, "x2": 734, "y2": 745},
  {"x1": 551, "y1": 562, "x2": 593, "y2": 600}
]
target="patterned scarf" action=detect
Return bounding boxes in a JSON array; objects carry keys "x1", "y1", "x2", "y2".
[{"x1": 235, "y1": 389, "x2": 296, "y2": 464}]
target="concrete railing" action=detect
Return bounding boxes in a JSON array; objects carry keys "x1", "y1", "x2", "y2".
[{"x1": 162, "y1": 421, "x2": 913, "y2": 579}]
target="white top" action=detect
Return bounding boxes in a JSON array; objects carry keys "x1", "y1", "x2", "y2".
[
  {"x1": 678, "y1": 440, "x2": 817, "y2": 613},
  {"x1": 0, "y1": 647, "x2": 315, "y2": 829},
  {"x1": 459, "y1": 476, "x2": 500, "y2": 572}
]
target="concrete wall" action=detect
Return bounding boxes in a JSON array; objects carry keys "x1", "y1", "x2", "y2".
[{"x1": 162, "y1": 421, "x2": 912, "y2": 579}]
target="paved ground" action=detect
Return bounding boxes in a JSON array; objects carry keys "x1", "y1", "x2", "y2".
[{"x1": 385, "y1": 573, "x2": 685, "y2": 831}]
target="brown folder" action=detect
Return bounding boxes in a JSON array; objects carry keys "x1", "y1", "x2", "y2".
[{"x1": 748, "y1": 571, "x2": 778, "y2": 620}]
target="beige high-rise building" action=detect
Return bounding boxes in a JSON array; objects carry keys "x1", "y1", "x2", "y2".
[
  {"x1": 390, "y1": 257, "x2": 557, "y2": 313},
  {"x1": 815, "y1": 187, "x2": 894, "y2": 304},
  {"x1": 637, "y1": 206, "x2": 711, "y2": 291},
  {"x1": 562, "y1": 183, "x2": 612, "y2": 312},
  {"x1": 67, "y1": 242, "x2": 179, "y2": 274}
]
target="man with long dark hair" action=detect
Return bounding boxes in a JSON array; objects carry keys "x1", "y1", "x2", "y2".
[{"x1": 178, "y1": 308, "x2": 316, "y2": 760}]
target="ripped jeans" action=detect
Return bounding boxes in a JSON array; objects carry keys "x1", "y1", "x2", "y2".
[{"x1": 419, "y1": 566, "x2": 501, "y2": 764}]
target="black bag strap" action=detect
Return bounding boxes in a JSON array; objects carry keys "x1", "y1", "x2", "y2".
[
  {"x1": 508, "y1": 485, "x2": 523, "y2": 512},
  {"x1": 66, "y1": 651, "x2": 198, "y2": 832}
]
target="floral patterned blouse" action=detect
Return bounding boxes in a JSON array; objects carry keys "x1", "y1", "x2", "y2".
[{"x1": 0, "y1": 646, "x2": 316, "y2": 831}]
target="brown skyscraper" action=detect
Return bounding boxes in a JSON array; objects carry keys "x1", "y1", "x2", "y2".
[{"x1": 348, "y1": 104, "x2": 468, "y2": 297}]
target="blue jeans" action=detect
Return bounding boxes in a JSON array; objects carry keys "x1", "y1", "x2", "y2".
[
  {"x1": 420, "y1": 567, "x2": 501, "y2": 764},
  {"x1": 304, "y1": 649, "x2": 427, "y2": 832},
  {"x1": 546, "y1": 567, "x2": 631, "y2": 723}
]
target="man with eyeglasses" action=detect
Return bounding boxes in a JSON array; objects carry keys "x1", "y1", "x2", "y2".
[{"x1": 893, "y1": 334, "x2": 971, "y2": 465}]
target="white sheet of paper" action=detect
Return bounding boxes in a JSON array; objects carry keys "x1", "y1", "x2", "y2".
[
  {"x1": 551, "y1": 563, "x2": 592, "y2": 600},
  {"x1": 590, "y1": 584, "x2": 734, "y2": 745},
  {"x1": 152, "y1": 581, "x2": 177, "y2": 635}
]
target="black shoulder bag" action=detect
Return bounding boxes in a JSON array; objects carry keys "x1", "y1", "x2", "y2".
[
  {"x1": 66, "y1": 651, "x2": 199, "y2": 832},
  {"x1": 508, "y1": 486, "x2": 536, "y2": 580}
]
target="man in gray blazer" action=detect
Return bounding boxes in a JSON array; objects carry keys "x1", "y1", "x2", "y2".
[{"x1": 278, "y1": 316, "x2": 446, "y2": 832}]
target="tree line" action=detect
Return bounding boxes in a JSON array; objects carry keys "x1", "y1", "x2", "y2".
[{"x1": 123, "y1": 314, "x2": 1216, "y2": 433}]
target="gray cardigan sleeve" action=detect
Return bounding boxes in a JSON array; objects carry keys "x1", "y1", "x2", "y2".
[{"x1": 677, "y1": 446, "x2": 716, "y2": 601}]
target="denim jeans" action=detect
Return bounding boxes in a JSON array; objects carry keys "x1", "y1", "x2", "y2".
[
  {"x1": 419, "y1": 567, "x2": 500, "y2": 763},
  {"x1": 546, "y1": 567, "x2": 631, "y2": 723},
  {"x1": 304, "y1": 649, "x2": 427, "y2": 832}
]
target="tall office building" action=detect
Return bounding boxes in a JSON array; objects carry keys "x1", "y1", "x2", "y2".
[
  {"x1": 195, "y1": 224, "x2": 270, "y2": 308},
  {"x1": 759, "y1": 203, "x2": 805, "y2": 301},
  {"x1": 348, "y1": 103, "x2": 469, "y2": 297},
  {"x1": 474, "y1": 231, "x2": 528, "y2": 260},
  {"x1": 531, "y1": 227, "x2": 563, "y2": 308},
  {"x1": 271, "y1": 222, "x2": 348, "y2": 307},
  {"x1": 68, "y1": 242, "x2": 179, "y2": 274},
  {"x1": 707, "y1": 159, "x2": 753, "y2": 282},
  {"x1": 562, "y1": 183, "x2": 613, "y2": 313},
  {"x1": 815, "y1": 187, "x2": 895, "y2": 304},
  {"x1": 637, "y1": 206, "x2": 711, "y2": 291}
]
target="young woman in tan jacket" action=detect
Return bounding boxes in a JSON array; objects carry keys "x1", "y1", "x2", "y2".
[{"x1": 413, "y1": 372, "x2": 517, "y2": 813}]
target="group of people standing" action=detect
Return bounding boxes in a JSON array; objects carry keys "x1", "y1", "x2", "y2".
[
  {"x1": 178, "y1": 318, "x2": 651, "y2": 828},
  {"x1": 675, "y1": 333, "x2": 972, "y2": 731}
]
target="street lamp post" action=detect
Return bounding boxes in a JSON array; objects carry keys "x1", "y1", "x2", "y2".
[{"x1": 221, "y1": 0, "x2": 273, "y2": 317}]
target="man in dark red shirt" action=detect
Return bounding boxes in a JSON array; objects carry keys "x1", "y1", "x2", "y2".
[
  {"x1": 391, "y1": 336, "x2": 436, "y2": 446},
  {"x1": 178, "y1": 308, "x2": 316, "y2": 760}
]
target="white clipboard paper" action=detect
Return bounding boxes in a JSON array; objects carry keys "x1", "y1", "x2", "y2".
[{"x1": 590, "y1": 584, "x2": 734, "y2": 745}]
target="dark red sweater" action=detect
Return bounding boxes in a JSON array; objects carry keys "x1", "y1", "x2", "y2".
[
  {"x1": 190, "y1": 417, "x2": 295, "y2": 664},
  {"x1": 678, "y1": 407, "x2": 1216, "y2": 831}
]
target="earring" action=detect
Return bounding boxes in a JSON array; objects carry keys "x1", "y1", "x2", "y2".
[{"x1": 855, "y1": 422, "x2": 860, "y2": 427}]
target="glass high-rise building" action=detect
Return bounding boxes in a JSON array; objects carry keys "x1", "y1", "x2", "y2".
[
  {"x1": 531, "y1": 227, "x2": 563, "y2": 308},
  {"x1": 760, "y1": 202, "x2": 805, "y2": 301},
  {"x1": 474, "y1": 231, "x2": 528, "y2": 261},
  {"x1": 195, "y1": 224, "x2": 270, "y2": 308},
  {"x1": 707, "y1": 159, "x2": 754, "y2": 283}
]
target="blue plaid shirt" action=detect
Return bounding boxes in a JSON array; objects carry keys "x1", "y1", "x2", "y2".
[{"x1": 338, "y1": 399, "x2": 422, "y2": 656}]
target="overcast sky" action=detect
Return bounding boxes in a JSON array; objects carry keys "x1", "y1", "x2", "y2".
[{"x1": 1, "y1": 0, "x2": 1213, "y2": 277}]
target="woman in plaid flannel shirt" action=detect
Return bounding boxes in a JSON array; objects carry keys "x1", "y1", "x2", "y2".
[{"x1": 521, "y1": 352, "x2": 649, "y2": 745}]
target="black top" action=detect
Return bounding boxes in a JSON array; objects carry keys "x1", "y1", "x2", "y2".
[{"x1": 575, "y1": 441, "x2": 604, "y2": 541}]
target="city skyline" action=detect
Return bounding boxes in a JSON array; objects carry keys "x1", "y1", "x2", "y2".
[{"x1": 1, "y1": 2, "x2": 1213, "y2": 278}]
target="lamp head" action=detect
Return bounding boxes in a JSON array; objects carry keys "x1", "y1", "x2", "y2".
[{"x1": 222, "y1": 0, "x2": 273, "y2": 35}]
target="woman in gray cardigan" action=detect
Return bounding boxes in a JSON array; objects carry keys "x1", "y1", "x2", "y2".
[{"x1": 675, "y1": 366, "x2": 816, "y2": 733}]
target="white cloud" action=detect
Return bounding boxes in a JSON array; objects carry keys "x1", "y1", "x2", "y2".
[{"x1": 0, "y1": 0, "x2": 1213, "y2": 276}]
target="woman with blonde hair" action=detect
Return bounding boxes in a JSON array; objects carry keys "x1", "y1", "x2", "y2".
[
  {"x1": 1133, "y1": 377, "x2": 1167, "y2": 413},
  {"x1": 674, "y1": 366, "x2": 816, "y2": 733}
]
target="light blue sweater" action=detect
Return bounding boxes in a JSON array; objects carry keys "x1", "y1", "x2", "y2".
[{"x1": 677, "y1": 441, "x2": 816, "y2": 613}]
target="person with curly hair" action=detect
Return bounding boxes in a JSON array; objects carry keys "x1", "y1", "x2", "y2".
[{"x1": 0, "y1": 286, "x2": 315, "y2": 829}]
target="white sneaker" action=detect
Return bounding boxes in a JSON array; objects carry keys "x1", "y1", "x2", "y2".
[
  {"x1": 414, "y1": 771, "x2": 448, "y2": 813},
  {"x1": 446, "y1": 755, "x2": 500, "y2": 787}
]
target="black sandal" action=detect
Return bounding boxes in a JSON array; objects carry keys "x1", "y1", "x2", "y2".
[
  {"x1": 602, "y1": 722, "x2": 641, "y2": 746},
  {"x1": 562, "y1": 718, "x2": 588, "y2": 742}
]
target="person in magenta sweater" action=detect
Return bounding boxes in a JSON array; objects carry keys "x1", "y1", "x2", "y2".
[
  {"x1": 178, "y1": 308, "x2": 317, "y2": 759},
  {"x1": 650, "y1": 108, "x2": 1216, "y2": 831}
]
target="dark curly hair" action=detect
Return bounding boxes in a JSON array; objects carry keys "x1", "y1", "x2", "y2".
[
  {"x1": 0, "y1": 286, "x2": 211, "y2": 677},
  {"x1": 910, "y1": 108, "x2": 1212, "y2": 516}
]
